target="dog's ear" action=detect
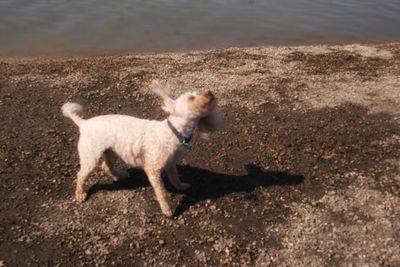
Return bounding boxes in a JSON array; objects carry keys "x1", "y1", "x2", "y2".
[
  {"x1": 198, "y1": 108, "x2": 223, "y2": 139},
  {"x1": 150, "y1": 80, "x2": 175, "y2": 114}
]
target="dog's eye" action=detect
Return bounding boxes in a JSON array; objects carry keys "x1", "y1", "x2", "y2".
[{"x1": 189, "y1": 95, "x2": 195, "y2": 101}]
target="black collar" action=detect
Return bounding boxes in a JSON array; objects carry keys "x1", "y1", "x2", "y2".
[{"x1": 167, "y1": 120, "x2": 192, "y2": 147}]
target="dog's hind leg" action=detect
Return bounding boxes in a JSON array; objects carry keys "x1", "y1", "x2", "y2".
[
  {"x1": 101, "y1": 149, "x2": 130, "y2": 181},
  {"x1": 75, "y1": 141, "x2": 102, "y2": 202}
]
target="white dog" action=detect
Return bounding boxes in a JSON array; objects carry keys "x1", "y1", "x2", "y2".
[{"x1": 62, "y1": 81, "x2": 221, "y2": 217}]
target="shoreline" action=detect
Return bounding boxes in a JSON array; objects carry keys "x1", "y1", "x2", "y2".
[{"x1": 1, "y1": 40, "x2": 398, "y2": 60}]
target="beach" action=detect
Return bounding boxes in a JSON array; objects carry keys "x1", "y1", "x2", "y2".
[{"x1": 0, "y1": 43, "x2": 400, "y2": 266}]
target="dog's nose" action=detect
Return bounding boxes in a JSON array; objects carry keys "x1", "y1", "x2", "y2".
[{"x1": 205, "y1": 91, "x2": 214, "y2": 100}]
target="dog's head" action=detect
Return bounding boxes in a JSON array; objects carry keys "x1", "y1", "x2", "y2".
[{"x1": 150, "y1": 80, "x2": 222, "y2": 137}]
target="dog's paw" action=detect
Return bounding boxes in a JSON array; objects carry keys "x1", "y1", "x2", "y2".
[
  {"x1": 162, "y1": 208, "x2": 174, "y2": 218},
  {"x1": 160, "y1": 203, "x2": 173, "y2": 218},
  {"x1": 75, "y1": 191, "x2": 87, "y2": 203},
  {"x1": 116, "y1": 171, "x2": 130, "y2": 180},
  {"x1": 113, "y1": 170, "x2": 130, "y2": 182},
  {"x1": 175, "y1": 182, "x2": 191, "y2": 191}
]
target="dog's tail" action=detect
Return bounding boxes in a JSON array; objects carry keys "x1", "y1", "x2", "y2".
[{"x1": 61, "y1": 102, "x2": 85, "y2": 127}]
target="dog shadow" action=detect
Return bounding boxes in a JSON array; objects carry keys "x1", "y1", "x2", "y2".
[
  {"x1": 86, "y1": 164, "x2": 304, "y2": 216},
  {"x1": 173, "y1": 164, "x2": 304, "y2": 216},
  {"x1": 86, "y1": 168, "x2": 150, "y2": 197}
]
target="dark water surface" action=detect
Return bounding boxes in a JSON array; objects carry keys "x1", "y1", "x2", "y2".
[{"x1": 1, "y1": 0, "x2": 400, "y2": 56}]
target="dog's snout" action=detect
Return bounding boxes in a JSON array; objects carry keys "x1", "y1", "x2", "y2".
[{"x1": 205, "y1": 91, "x2": 214, "y2": 101}]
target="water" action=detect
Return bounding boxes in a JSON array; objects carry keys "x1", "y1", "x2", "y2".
[{"x1": 1, "y1": 0, "x2": 400, "y2": 56}]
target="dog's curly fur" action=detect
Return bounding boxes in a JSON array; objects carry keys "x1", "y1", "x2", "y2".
[{"x1": 62, "y1": 81, "x2": 221, "y2": 217}]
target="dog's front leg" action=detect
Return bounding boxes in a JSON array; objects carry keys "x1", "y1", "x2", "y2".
[
  {"x1": 166, "y1": 165, "x2": 191, "y2": 191},
  {"x1": 145, "y1": 167, "x2": 173, "y2": 218}
]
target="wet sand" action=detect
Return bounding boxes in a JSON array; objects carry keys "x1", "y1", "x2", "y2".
[{"x1": 0, "y1": 43, "x2": 399, "y2": 266}]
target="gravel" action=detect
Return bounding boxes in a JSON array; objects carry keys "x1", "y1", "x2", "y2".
[{"x1": 0, "y1": 43, "x2": 400, "y2": 266}]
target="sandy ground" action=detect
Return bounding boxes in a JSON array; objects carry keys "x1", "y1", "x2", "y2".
[{"x1": 0, "y1": 43, "x2": 400, "y2": 266}]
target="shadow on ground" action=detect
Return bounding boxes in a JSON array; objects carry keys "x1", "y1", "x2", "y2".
[{"x1": 87, "y1": 164, "x2": 304, "y2": 216}]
